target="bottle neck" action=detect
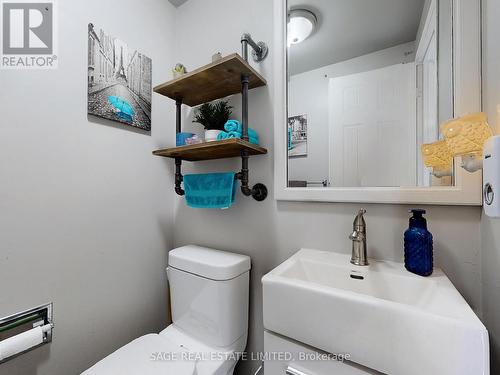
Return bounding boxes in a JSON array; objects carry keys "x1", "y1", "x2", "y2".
[{"x1": 410, "y1": 217, "x2": 427, "y2": 229}]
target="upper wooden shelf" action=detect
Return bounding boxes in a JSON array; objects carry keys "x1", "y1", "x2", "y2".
[
  {"x1": 153, "y1": 53, "x2": 267, "y2": 107},
  {"x1": 153, "y1": 138, "x2": 267, "y2": 162}
]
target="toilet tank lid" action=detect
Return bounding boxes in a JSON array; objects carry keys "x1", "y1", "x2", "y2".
[{"x1": 168, "y1": 245, "x2": 251, "y2": 280}]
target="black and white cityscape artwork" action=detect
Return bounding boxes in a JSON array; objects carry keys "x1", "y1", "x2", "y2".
[
  {"x1": 288, "y1": 114, "x2": 308, "y2": 157},
  {"x1": 87, "y1": 23, "x2": 152, "y2": 131}
]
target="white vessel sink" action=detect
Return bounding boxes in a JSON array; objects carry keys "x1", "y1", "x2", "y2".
[{"x1": 262, "y1": 249, "x2": 489, "y2": 375}]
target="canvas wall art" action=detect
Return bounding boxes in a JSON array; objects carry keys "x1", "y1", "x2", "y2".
[
  {"x1": 87, "y1": 23, "x2": 152, "y2": 131},
  {"x1": 288, "y1": 114, "x2": 308, "y2": 157}
]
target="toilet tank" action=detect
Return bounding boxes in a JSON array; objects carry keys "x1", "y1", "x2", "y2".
[{"x1": 167, "y1": 245, "x2": 251, "y2": 349}]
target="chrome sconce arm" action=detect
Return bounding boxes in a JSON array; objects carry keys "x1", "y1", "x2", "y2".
[{"x1": 241, "y1": 33, "x2": 269, "y2": 63}]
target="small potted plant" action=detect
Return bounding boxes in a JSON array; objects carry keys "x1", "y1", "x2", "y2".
[
  {"x1": 172, "y1": 63, "x2": 187, "y2": 79},
  {"x1": 193, "y1": 100, "x2": 232, "y2": 141}
]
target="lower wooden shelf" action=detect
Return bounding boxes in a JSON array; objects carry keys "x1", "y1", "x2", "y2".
[{"x1": 152, "y1": 138, "x2": 267, "y2": 162}]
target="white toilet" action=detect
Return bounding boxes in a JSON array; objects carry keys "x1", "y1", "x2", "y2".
[{"x1": 82, "y1": 245, "x2": 251, "y2": 375}]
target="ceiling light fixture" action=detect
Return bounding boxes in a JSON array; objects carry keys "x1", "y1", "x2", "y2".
[{"x1": 288, "y1": 9, "x2": 317, "y2": 46}]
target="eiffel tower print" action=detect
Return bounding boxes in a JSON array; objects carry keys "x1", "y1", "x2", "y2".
[
  {"x1": 88, "y1": 24, "x2": 152, "y2": 131},
  {"x1": 115, "y1": 46, "x2": 127, "y2": 83}
]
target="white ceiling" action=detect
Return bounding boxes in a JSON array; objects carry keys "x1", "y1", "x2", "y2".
[
  {"x1": 289, "y1": 0, "x2": 426, "y2": 75},
  {"x1": 168, "y1": 0, "x2": 189, "y2": 7}
]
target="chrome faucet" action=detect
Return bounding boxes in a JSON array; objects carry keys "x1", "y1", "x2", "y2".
[{"x1": 349, "y1": 209, "x2": 368, "y2": 266}]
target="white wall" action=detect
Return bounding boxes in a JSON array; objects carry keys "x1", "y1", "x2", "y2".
[
  {"x1": 288, "y1": 42, "x2": 416, "y2": 183},
  {"x1": 173, "y1": 1, "x2": 483, "y2": 374},
  {"x1": 0, "y1": 1, "x2": 176, "y2": 374},
  {"x1": 481, "y1": 0, "x2": 500, "y2": 371}
]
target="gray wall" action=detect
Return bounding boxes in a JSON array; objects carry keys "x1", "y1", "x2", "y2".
[
  {"x1": 481, "y1": 0, "x2": 500, "y2": 372},
  {"x1": 0, "y1": 0, "x2": 176, "y2": 374},
  {"x1": 173, "y1": 0, "x2": 483, "y2": 374}
]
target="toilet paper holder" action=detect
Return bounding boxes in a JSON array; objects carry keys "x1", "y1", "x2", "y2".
[{"x1": 0, "y1": 302, "x2": 54, "y2": 363}]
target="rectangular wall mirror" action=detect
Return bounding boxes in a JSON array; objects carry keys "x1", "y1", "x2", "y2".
[{"x1": 274, "y1": 0, "x2": 483, "y2": 205}]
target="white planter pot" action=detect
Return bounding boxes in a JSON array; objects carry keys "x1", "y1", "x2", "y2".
[{"x1": 204, "y1": 129, "x2": 222, "y2": 142}]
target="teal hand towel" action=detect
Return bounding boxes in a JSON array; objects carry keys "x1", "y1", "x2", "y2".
[
  {"x1": 217, "y1": 131, "x2": 259, "y2": 145},
  {"x1": 217, "y1": 131, "x2": 229, "y2": 140},
  {"x1": 224, "y1": 120, "x2": 259, "y2": 140},
  {"x1": 227, "y1": 131, "x2": 259, "y2": 144},
  {"x1": 224, "y1": 119, "x2": 242, "y2": 132},
  {"x1": 183, "y1": 172, "x2": 237, "y2": 209}
]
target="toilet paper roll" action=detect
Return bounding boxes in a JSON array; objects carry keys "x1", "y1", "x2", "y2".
[{"x1": 0, "y1": 326, "x2": 44, "y2": 361}]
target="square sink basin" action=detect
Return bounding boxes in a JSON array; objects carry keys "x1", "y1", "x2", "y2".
[{"x1": 262, "y1": 249, "x2": 489, "y2": 375}]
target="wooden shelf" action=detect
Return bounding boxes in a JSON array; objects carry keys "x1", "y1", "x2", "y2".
[
  {"x1": 153, "y1": 138, "x2": 267, "y2": 162},
  {"x1": 153, "y1": 53, "x2": 267, "y2": 107}
]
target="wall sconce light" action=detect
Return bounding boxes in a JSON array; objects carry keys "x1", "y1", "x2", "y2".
[
  {"x1": 440, "y1": 113, "x2": 493, "y2": 172},
  {"x1": 421, "y1": 140, "x2": 453, "y2": 177}
]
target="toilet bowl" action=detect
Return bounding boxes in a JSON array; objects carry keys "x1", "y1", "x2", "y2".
[{"x1": 82, "y1": 245, "x2": 251, "y2": 375}]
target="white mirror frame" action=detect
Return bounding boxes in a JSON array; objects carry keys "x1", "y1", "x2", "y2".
[{"x1": 273, "y1": 0, "x2": 482, "y2": 205}]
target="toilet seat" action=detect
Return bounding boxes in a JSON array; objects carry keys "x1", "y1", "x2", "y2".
[{"x1": 81, "y1": 326, "x2": 240, "y2": 375}]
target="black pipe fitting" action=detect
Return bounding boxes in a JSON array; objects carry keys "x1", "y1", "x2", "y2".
[{"x1": 175, "y1": 158, "x2": 184, "y2": 196}]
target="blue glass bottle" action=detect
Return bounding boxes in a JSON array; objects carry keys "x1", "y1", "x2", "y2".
[{"x1": 404, "y1": 209, "x2": 433, "y2": 276}]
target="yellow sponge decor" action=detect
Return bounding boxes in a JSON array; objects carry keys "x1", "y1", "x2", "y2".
[
  {"x1": 440, "y1": 112, "x2": 493, "y2": 156},
  {"x1": 421, "y1": 140, "x2": 453, "y2": 168}
]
